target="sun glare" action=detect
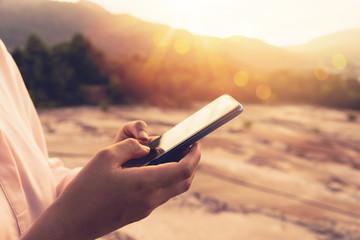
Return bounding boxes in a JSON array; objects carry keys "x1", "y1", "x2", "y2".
[
  {"x1": 167, "y1": 0, "x2": 223, "y2": 37},
  {"x1": 314, "y1": 66, "x2": 329, "y2": 81},
  {"x1": 153, "y1": 31, "x2": 172, "y2": 48},
  {"x1": 174, "y1": 39, "x2": 190, "y2": 55},
  {"x1": 256, "y1": 84, "x2": 272, "y2": 100},
  {"x1": 234, "y1": 71, "x2": 249, "y2": 87},
  {"x1": 169, "y1": 0, "x2": 222, "y2": 13},
  {"x1": 332, "y1": 54, "x2": 347, "y2": 70}
]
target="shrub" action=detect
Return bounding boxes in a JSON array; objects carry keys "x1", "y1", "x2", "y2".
[{"x1": 347, "y1": 113, "x2": 358, "y2": 122}]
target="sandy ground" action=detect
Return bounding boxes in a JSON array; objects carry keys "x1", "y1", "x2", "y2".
[{"x1": 38, "y1": 103, "x2": 360, "y2": 240}]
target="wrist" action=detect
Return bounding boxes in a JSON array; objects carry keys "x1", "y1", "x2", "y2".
[{"x1": 21, "y1": 197, "x2": 88, "y2": 240}]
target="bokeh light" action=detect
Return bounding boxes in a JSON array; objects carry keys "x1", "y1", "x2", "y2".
[
  {"x1": 314, "y1": 65, "x2": 329, "y2": 81},
  {"x1": 332, "y1": 54, "x2": 347, "y2": 70},
  {"x1": 174, "y1": 39, "x2": 190, "y2": 55},
  {"x1": 256, "y1": 84, "x2": 272, "y2": 100},
  {"x1": 233, "y1": 71, "x2": 249, "y2": 87}
]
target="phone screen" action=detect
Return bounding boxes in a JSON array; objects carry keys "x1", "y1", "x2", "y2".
[{"x1": 148, "y1": 95, "x2": 241, "y2": 153}]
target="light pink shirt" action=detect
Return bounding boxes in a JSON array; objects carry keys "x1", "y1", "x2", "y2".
[{"x1": 0, "y1": 39, "x2": 80, "y2": 239}]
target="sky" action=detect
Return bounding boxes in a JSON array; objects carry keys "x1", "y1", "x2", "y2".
[{"x1": 59, "y1": 0, "x2": 360, "y2": 47}]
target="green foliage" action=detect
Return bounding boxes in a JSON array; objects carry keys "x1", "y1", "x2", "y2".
[
  {"x1": 99, "y1": 99, "x2": 110, "y2": 112},
  {"x1": 12, "y1": 33, "x2": 122, "y2": 107},
  {"x1": 108, "y1": 53, "x2": 360, "y2": 109},
  {"x1": 347, "y1": 113, "x2": 358, "y2": 122},
  {"x1": 312, "y1": 127, "x2": 321, "y2": 134},
  {"x1": 11, "y1": 34, "x2": 360, "y2": 110},
  {"x1": 13, "y1": 34, "x2": 54, "y2": 106},
  {"x1": 258, "y1": 70, "x2": 360, "y2": 110},
  {"x1": 243, "y1": 120, "x2": 253, "y2": 129},
  {"x1": 2, "y1": 0, "x2": 360, "y2": 110}
]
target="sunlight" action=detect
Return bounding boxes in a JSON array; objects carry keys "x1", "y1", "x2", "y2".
[
  {"x1": 256, "y1": 84, "x2": 272, "y2": 100},
  {"x1": 233, "y1": 71, "x2": 249, "y2": 87},
  {"x1": 332, "y1": 54, "x2": 347, "y2": 70},
  {"x1": 169, "y1": 0, "x2": 222, "y2": 14},
  {"x1": 153, "y1": 31, "x2": 172, "y2": 48},
  {"x1": 138, "y1": 29, "x2": 175, "y2": 86},
  {"x1": 167, "y1": 0, "x2": 223, "y2": 37},
  {"x1": 174, "y1": 39, "x2": 190, "y2": 55},
  {"x1": 78, "y1": 0, "x2": 360, "y2": 46},
  {"x1": 314, "y1": 66, "x2": 329, "y2": 81},
  {"x1": 229, "y1": 36, "x2": 244, "y2": 43}
]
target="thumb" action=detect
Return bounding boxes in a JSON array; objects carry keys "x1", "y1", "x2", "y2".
[{"x1": 111, "y1": 139, "x2": 150, "y2": 165}]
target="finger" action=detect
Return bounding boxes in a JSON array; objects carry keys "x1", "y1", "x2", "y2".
[
  {"x1": 122, "y1": 120, "x2": 148, "y2": 141},
  {"x1": 153, "y1": 170, "x2": 197, "y2": 207},
  {"x1": 108, "y1": 139, "x2": 151, "y2": 166},
  {"x1": 175, "y1": 142, "x2": 201, "y2": 177},
  {"x1": 142, "y1": 143, "x2": 201, "y2": 187},
  {"x1": 114, "y1": 121, "x2": 149, "y2": 142}
]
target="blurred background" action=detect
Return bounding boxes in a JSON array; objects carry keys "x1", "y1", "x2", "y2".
[
  {"x1": 1, "y1": 0, "x2": 359, "y2": 109},
  {"x1": 1, "y1": 1, "x2": 360, "y2": 239}
]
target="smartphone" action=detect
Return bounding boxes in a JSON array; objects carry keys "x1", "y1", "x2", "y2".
[{"x1": 123, "y1": 94, "x2": 243, "y2": 167}]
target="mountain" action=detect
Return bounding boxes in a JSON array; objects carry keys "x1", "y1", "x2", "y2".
[
  {"x1": 0, "y1": 0, "x2": 359, "y2": 73},
  {"x1": 286, "y1": 29, "x2": 360, "y2": 66},
  {"x1": 0, "y1": 0, "x2": 303, "y2": 71},
  {"x1": 0, "y1": 0, "x2": 46, "y2": 8}
]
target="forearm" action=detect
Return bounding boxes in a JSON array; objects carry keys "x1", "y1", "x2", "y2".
[
  {"x1": 21, "y1": 135, "x2": 201, "y2": 240},
  {"x1": 21, "y1": 198, "x2": 88, "y2": 240}
]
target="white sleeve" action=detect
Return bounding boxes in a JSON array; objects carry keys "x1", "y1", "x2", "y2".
[
  {"x1": 1, "y1": 38, "x2": 82, "y2": 197},
  {"x1": 48, "y1": 157, "x2": 82, "y2": 196}
]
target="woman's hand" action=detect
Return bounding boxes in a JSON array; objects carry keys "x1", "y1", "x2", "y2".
[
  {"x1": 113, "y1": 120, "x2": 150, "y2": 143},
  {"x1": 22, "y1": 121, "x2": 201, "y2": 240}
]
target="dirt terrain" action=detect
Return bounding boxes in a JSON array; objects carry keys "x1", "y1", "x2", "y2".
[{"x1": 38, "y1": 104, "x2": 360, "y2": 240}]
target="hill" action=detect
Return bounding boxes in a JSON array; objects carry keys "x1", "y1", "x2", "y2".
[
  {"x1": 0, "y1": 1, "x2": 97, "y2": 50},
  {"x1": 1, "y1": 0, "x2": 360, "y2": 109},
  {"x1": 2, "y1": 0, "x2": 360, "y2": 72},
  {"x1": 0, "y1": 0, "x2": 303, "y2": 71},
  {"x1": 286, "y1": 28, "x2": 360, "y2": 66},
  {"x1": 1, "y1": 0, "x2": 360, "y2": 73},
  {"x1": 0, "y1": 0, "x2": 46, "y2": 7}
]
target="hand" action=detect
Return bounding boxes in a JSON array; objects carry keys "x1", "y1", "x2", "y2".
[
  {"x1": 22, "y1": 125, "x2": 201, "y2": 240},
  {"x1": 113, "y1": 120, "x2": 149, "y2": 143}
]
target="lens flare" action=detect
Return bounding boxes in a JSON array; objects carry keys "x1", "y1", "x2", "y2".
[
  {"x1": 233, "y1": 71, "x2": 249, "y2": 87},
  {"x1": 174, "y1": 39, "x2": 190, "y2": 55},
  {"x1": 314, "y1": 65, "x2": 329, "y2": 81},
  {"x1": 332, "y1": 54, "x2": 347, "y2": 70},
  {"x1": 256, "y1": 84, "x2": 272, "y2": 100}
]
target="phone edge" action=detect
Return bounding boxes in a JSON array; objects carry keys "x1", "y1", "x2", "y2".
[{"x1": 147, "y1": 103, "x2": 243, "y2": 165}]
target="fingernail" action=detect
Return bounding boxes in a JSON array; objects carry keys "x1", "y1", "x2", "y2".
[
  {"x1": 142, "y1": 145, "x2": 150, "y2": 152},
  {"x1": 139, "y1": 130, "x2": 148, "y2": 140}
]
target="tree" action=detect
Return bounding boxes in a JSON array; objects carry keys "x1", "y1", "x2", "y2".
[
  {"x1": 67, "y1": 33, "x2": 108, "y2": 85},
  {"x1": 12, "y1": 33, "x2": 113, "y2": 107},
  {"x1": 21, "y1": 34, "x2": 54, "y2": 106}
]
